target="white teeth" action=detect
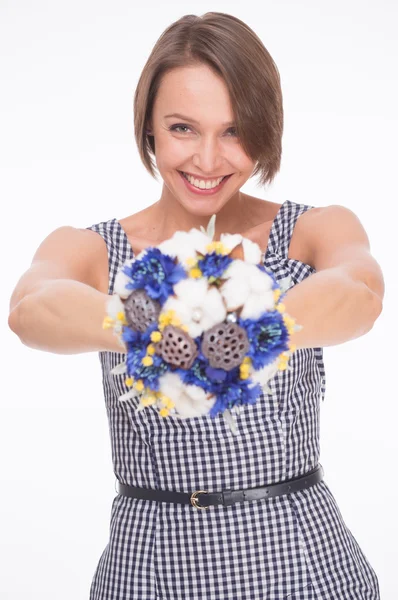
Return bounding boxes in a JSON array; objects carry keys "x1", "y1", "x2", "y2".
[{"x1": 182, "y1": 172, "x2": 226, "y2": 189}]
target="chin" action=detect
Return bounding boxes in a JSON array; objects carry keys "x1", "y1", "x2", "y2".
[{"x1": 178, "y1": 197, "x2": 227, "y2": 217}]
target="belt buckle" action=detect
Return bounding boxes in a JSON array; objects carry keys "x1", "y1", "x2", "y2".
[{"x1": 190, "y1": 490, "x2": 210, "y2": 510}]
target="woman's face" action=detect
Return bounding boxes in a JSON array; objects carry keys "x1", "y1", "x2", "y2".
[{"x1": 150, "y1": 63, "x2": 256, "y2": 217}]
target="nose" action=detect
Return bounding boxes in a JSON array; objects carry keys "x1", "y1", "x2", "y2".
[{"x1": 192, "y1": 135, "x2": 225, "y2": 175}]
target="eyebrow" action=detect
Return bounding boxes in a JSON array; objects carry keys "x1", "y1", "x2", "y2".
[{"x1": 164, "y1": 113, "x2": 236, "y2": 127}]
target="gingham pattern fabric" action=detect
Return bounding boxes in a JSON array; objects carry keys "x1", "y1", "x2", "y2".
[{"x1": 86, "y1": 200, "x2": 379, "y2": 600}]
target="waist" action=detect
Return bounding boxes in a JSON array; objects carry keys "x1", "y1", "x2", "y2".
[{"x1": 116, "y1": 463, "x2": 324, "y2": 510}]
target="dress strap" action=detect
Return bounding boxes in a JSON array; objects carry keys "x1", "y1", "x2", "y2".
[
  {"x1": 268, "y1": 199, "x2": 315, "y2": 259},
  {"x1": 85, "y1": 219, "x2": 132, "y2": 295}
]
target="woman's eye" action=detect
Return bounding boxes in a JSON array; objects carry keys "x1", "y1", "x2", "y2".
[
  {"x1": 226, "y1": 127, "x2": 238, "y2": 137},
  {"x1": 169, "y1": 124, "x2": 238, "y2": 137},
  {"x1": 169, "y1": 124, "x2": 191, "y2": 133}
]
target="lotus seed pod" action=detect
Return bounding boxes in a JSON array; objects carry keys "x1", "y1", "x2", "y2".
[
  {"x1": 124, "y1": 289, "x2": 161, "y2": 332},
  {"x1": 202, "y1": 322, "x2": 249, "y2": 371},
  {"x1": 154, "y1": 325, "x2": 198, "y2": 369}
]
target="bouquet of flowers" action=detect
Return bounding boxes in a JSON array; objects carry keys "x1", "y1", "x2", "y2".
[{"x1": 102, "y1": 215, "x2": 302, "y2": 434}]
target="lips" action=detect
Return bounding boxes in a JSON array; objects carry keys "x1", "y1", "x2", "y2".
[
  {"x1": 178, "y1": 170, "x2": 232, "y2": 195},
  {"x1": 180, "y1": 171, "x2": 231, "y2": 182}
]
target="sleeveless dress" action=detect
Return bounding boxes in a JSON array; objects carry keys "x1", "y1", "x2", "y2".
[{"x1": 86, "y1": 199, "x2": 380, "y2": 600}]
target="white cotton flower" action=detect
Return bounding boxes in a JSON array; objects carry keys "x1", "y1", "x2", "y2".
[
  {"x1": 114, "y1": 258, "x2": 135, "y2": 298},
  {"x1": 218, "y1": 233, "x2": 262, "y2": 263},
  {"x1": 221, "y1": 276, "x2": 251, "y2": 309},
  {"x1": 107, "y1": 294, "x2": 125, "y2": 319},
  {"x1": 188, "y1": 228, "x2": 214, "y2": 253},
  {"x1": 223, "y1": 259, "x2": 248, "y2": 279},
  {"x1": 242, "y1": 237, "x2": 262, "y2": 264},
  {"x1": 219, "y1": 232, "x2": 242, "y2": 252},
  {"x1": 220, "y1": 260, "x2": 275, "y2": 320},
  {"x1": 157, "y1": 228, "x2": 211, "y2": 264},
  {"x1": 158, "y1": 372, "x2": 216, "y2": 418},
  {"x1": 162, "y1": 277, "x2": 226, "y2": 338}
]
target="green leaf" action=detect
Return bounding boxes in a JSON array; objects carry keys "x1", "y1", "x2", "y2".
[{"x1": 206, "y1": 214, "x2": 217, "y2": 240}]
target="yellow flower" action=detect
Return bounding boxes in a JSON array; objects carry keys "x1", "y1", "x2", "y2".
[
  {"x1": 159, "y1": 407, "x2": 170, "y2": 417},
  {"x1": 146, "y1": 344, "x2": 156, "y2": 355},
  {"x1": 273, "y1": 289, "x2": 282, "y2": 303},
  {"x1": 289, "y1": 342, "x2": 297, "y2": 352},
  {"x1": 158, "y1": 394, "x2": 176, "y2": 409},
  {"x1": 206, "y1": 241, "x2": 229, "y2": 255},
  {"x1": 185, "y1": 257, "x2": 197, "y2": 267},
  {"x1": 150, "y1": 331, "x2": 162, "y2": 342},
  {"x1": 159, "y1": 396, "x2": 168, "y2": 407},
  {"x1": 171, "y1": 315, "x2": 183, "y2": 327},
  {"x1": 134, "y1": 379, "x2": 144, "y2": 392},
  {"x1": 158, "y1": 309, "x2": 182, "y2": 331},
  {"x1": 102, "y1": 316, "x2": 114, "y2": 330},
  {"x1": 142, "y1": 356, "x2": 153, "y2": 367},
  {"x1": 116, "y1": 311, "x2": 128, "y2": 325},
  {"x1": 125, "y1": 377, "x2": 134, "y2": 387},
  {"x1": 239, "y1": 357, "x2": 252, "y2": 379},
  {"x1": 276, "y1": 303, "x2": 285, "y2": 313},
  {"x1": 283, "y1": 314, "x2": 296, "y2": 335},
  {"x1": 278, "y1": 353, "x2": 290, "y2": 370},
  {"x1": 157, "y1": 392, "x2": 168, "y2": 403},
  {"x1": 189, "y1": 267, "x2": 202, "y2": 279},
  {"x1": 141, "y1": 395, "x2": 156, "y2": 406}
]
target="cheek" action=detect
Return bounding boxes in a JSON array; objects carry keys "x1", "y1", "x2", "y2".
[
  {"x1": 156, "y1": 136, "x2": 188, "y2": 166},
  {"x1": 233, "y1": 148, "x2": 255, "y2": 170}
]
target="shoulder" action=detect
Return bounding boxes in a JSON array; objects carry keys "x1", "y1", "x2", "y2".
[
  {"x1": 294, "y1": 203, "x2": 369, "y2": 268},
  {"x1": 278, "y1": 201, "x2": 321, "y2": 266},
  {"x1": 77, "y1": 225, "x2": 112, "y2": 295}
]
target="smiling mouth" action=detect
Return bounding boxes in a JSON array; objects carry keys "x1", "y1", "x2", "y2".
[
  {"x1": 178, "y1": 170, "x2": 233, "y2": 188},
  {"x1": 178, "y1": 170, "x2": 233, "y2": 180}
]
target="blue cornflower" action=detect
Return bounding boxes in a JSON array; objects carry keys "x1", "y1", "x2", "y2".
[
  {"x1": 240, "y1": 311, "x2": 290, "y2": 370},
  {"x1": 178, "y1": 347, "x2": 216, "y2": 394},
  {"x1": 122, "y1": 323, "x2": 168, "y2": 390},
  {"x1": 197, "y1": 252, "x2": 233, "y2": 280},
  {"x1": 208, "y1": 379, "x2": 262, "y2": 419},
  {"x1": 122, "y1": 248, "x2": 186, "y2": 305},
  {"x1": 177, "y1": 346, "x2": 262, "y2": 418}
]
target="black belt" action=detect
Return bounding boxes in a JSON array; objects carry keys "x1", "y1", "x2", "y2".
[{"x1": 117, "y1": 463, "x2": 324, "y2": 510}]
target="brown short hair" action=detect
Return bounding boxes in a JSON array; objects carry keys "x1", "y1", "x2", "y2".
[{"x1": 134, "y1": 12, "x2": 283, "y2": 187}]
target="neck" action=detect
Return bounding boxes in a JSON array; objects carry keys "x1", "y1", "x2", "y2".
[{"x1": 151, "y1": 188, "x2": 247, "y2": 240}]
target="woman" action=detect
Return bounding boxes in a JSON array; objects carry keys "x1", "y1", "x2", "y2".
[{"x1": 8, "y1": 12, "x2": 384, "y2": 600}]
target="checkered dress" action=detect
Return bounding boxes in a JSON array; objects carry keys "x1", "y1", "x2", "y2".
[{"x1": 86, "y1": 199, "x2": 379, "y2": 599}]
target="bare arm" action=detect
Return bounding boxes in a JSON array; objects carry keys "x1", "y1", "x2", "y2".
[
  {"x1": 9, "y1": 280, "x2": 126, "y2": 355},
  {"x1": 283, "y1": 268, "x2": 381, "y2": 350},
  {"x1": 8, "y1": 226, "x2": 127, "y2": 355},
  {"x1": 285, "y1": 204, "x2": 384, "y2": 350}
]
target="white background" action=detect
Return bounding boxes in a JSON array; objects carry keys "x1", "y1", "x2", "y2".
[{"x1": 1, "y1": 1, "x2": 397, "y2": 598}]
